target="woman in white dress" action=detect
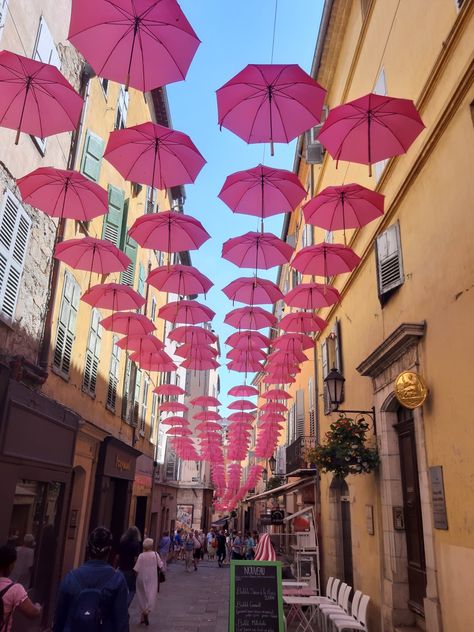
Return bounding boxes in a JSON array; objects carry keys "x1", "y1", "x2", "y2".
[{"x1": 133, "y1": 538, "x2": 164, "y2": 626}]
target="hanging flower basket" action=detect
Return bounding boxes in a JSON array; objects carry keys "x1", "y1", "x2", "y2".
[{"x1": 304, "y1": 416, "x2": 379, "y2": 479}]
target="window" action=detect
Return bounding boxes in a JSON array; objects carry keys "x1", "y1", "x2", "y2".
[
  {"x1": 150, "y1": 296, "x2": 157, "y2": 323},
  {"x1": 295, "y1": 389, "x2": 305, "y2": 439},
  {"x1": 53, "y1": 271, "x2": 80, "y2": 377},
  {"x1": 302, "y1": 223, "x2": 313, "y2": 248},
  {"x1": 321, "y1": 319, "x2": 343, "y2": 414},
  {"x1": 140, "y1": 375, "x2": 149, "y2": 434},
  {"x1": 376, "y1": 223, "x2": 404, "y2": 299},
  {"x1": 106, "y1": 336, "x2": 121, "y2": 411},
  {"x1": 114, "y1": 85, "x2": 129, "y2": 130},
  {"x1": 145, "y1": 187, "x2": 157, "y2": 214},
  {"x1": 287, "y1": 402, "x2": 296, "y2": 444},
  {"x1": 80, "y1": 130, "x2": 105, "y2": 182},
  {"x1": 133, "y1": 368, "x2": 142, "y2": 427},
  {"x1": 102, "y1": 186, "x2": 126, "y2": 247},
  {"x1": 150, "y1": 392, "x2": 159, "y2": 442},
  {"x1": 100, "y1": 77, "x2": 109, "y2": 98},
  {"x1": 138, "y1": 263, "x2": 146, "y2": 297},
  {"x1": 120, "y1": 236, "x2": 138, "y2": 287},
  {"x1": 121, "y1": 358, "x2": 132, "y2": 421},
  {"x1": 0, "y1": 190, "x2": 31, "y2": 323},
  {"x1": 0, "y1": 0, "x2": 8, "y2": 43},
  {"x1": 373, "y1": 68, "x2": 388, "y2": 181},
  {"x1": 83, "y1": 309, "x2": 102, "y2": 395}
]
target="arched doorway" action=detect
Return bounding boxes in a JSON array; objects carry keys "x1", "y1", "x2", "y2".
[{"x1": 329, "y1": 477, "x2": 353, "y2": 587}]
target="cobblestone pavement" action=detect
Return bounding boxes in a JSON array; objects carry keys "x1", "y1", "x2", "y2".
[{"x1": 129, "y1": 557, "x2": 230, "y2": 632}]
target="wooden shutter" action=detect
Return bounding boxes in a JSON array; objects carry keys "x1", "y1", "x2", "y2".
[
  {"x1": 102, "y1": 185, "x2": 125, "y2": 246},
  {"x1": 296, "y1": 389, "x2": 305, "y2": 439},
  {"x1": 83, "y1": 309, "x2": 102, "y2": 394},
  {"x1": 120, "y1": 236, "x2": 138, "y2": 287},
  {"x1": 138, "y1": 263, "x2": 146, "y2": 296},
  {"x1": 53, "y1": 271, "x2": 80, "y2": 376},
  {"x1": 106, "y1": 336, "x2": 121, "y2": 411},
  {"x1": 321, "y1": 340, "x2": 331, "y2": 415},
  {"x1": 376, "y1": 223, "x2": 404, "y2": 296},
  {"x1": 80, "y1": 130, "x2": 105, "y2": 182},
  {"x1": 0, "y1": 0, "x2": 8, "y2": 41},
  {"x1": 0, "y1": 191, "x2": 31, "y2": 323}
]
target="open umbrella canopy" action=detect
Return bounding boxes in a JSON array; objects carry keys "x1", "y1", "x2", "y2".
[
  {"x1": 104, "y1": 122, "x2": 206, "y2": 190},
  {"x1": 54, "y1": 237, "x2": 130, "y2": 273},
  {"x1": 160, "y1": 416, "x2": 189, "y2": 426},
  {"x1": 227, "y1": 360, "x2": 265, "y2": 373},
  {"x1": 0, "y1": 51, "x2": 83, "y2": 143},
  {"x1": 130, "y1": 349, "x2": 175, "y2": 370},
  {"x1": 228, "y1": 385, "x2": 259, "y2": 397},
  {"x1": 158, "y1": 300, "x2": 215, "y2": 324},
  {"x1": 222, "y1": 231, "x2": 293, "y2": 270},
  {"x1": 81, "y1": 283, "x2": 145, "y2": 310},
  {"x1": 160, "y1": 401, "x2": 188, "y2": 413},
  {"x1": 196, "y1": 421, "x2": 222, "y2": 432},
  {"x1": 165, "y1": 426, "x2": 192, "y2": 436},
  {"x1": 262, "y1": 374, "x2": 296, "y2": 385},
  {"x1": 279, "y1": 311, "x2": 327, "y2": 333},
  {"x1": 216, "y1": 64, "x2": 326, "y2": 154},
  {"x1": 153, "y1": 384, "x2": 186, "y2": 396},
  {"x1": 225, "y1": 330, "x2": 271, "y2": 350},
  {"x1": 228, "y1": 400, "x2": 256, "y2": 411},
  {"x1": 259, "y1": 412, "x2": 286, "y2": 423},
  {"x1": 262, "y1": 388, "x2": 292, "y2": 400},
  {"x1": 17, "y1": 168, "x2": 108, "y2": 221},
  {"x1": 291, "y1": 242, "x2": 360, "y2": 277},
  {"x1": 260, "y1": 402, "x2": 288, "y2": 413},
  {"x1": 181, "y1": 358, "x2": 220, "y2": 370},
  {"x1": 224, "y1": 306, "x2": 276, "y2": 330},
  {"x1": 175, "y1": 344, "x2": 218, "y2": 360},
  {"x1": 147, "y1": 264, "x2": 213, "y2": 296},
  {"x1": 222, "y1": 276, "x2": 283, "y2": 305},
  {"x1": 100, "y1": 311, "x2": 155, "y2": 335},
  {"x1": 272, "y1": 333, "x2": 314, "y2": 351},
  {"x1": 190, "y1": 396, "x2": 221, "y2": 407},
  {"x1": 284, "y1": 283, "x2": 340, "y2": 309},
  {"x1": 68, "y1": 0, "x2": 200, "y2": 91},
  {"x1": 129, "y1": 211, "x2": 210, "y2": 253},
  {"x1": 168, "y1": 325, "x2": 217, "y2": 345},
  {"x1": 193, "y1": 410, "x2": 222, "y2": 421},
  {"x1": 226, "y1": 347, "x2": 267, "y2": 363},
  {"x1": 218, "y1": 164, "x2": 307, "y2": 219},
  {"x1": 268, "y1": 347, "x2": 308, "y2": 364},
  {"x1": 116, "y1": 334, "x2": 164, "y2": 353},
  {"x1": 228, "y1": 412, "x2": 255, "y2": 423}
]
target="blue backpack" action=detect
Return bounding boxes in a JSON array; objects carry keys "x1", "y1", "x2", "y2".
[{"x1": 70, "y1": 569, "x2": 116, "y2": 632}]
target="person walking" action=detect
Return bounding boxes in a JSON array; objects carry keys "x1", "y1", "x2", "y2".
[
  {"x1": 0, "y1": 545, "x2": 41, "y2": 631},
  {"x1": 244, "y1": 532, "x2": 255, "y2": 560},
  {"x1": 225, "y1": 531, "x2": 233, "y2": 565},
  {"x1": 53, "y1": 526, "x2": 129, "y2": 632},
  {"x1": 174, "y1": 530, "x2": 183, "y2": 561},
  {"x1": 158, "y1": 532, "x2": 171, "y2": 571},
  {"x1": 216, "y1": 529, "x2": 227, "y2": 567},
  {"x1": 183, "y1": 532, "x2": 195, "y2": 573},
  {"x1": 231, "y1": 531, "x2": 244, "y2": 560},
  {"x1": 192, "y1": 531, "x2": 202, "y2": 568},
  {"x1": 133, "y1": 539, "x2": 164, "y2": 627},
  {"x1": 9, "y1": 534, "x2": 35, "y2": 589},
  {"x1": 117, "y1": 526, "x2": 141, "y2": 607}
]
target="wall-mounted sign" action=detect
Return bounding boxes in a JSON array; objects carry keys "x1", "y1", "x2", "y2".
[
  {"x1": 394, "y1": 371, "x2": 428, "y2": 409},
  {"x1": 429, "y1": 466, "x2": 448, "y2": 530},
  {"x1": 271, "y1": 509, "x2": 285, "y2": 525}
]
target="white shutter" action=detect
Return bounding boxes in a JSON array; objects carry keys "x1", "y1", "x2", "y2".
[
  {"x1": 53, "y1": 271, "x2": 80, "y2": 376},
  {"x1": 376, "y1": 223, "x2": 404, "y2": 295},
  {"x1": 83, "y1": 309, "x2": 102, "y2": 394},
  {"x1": 106, "y1": 336, "x2": 121, "y2": 410},
  {"x1": 0, "y1": 0, "x2": 9, "y2": 42},
  {"x1": 0, "y1": 191, "x2": 31, "y2": 323}
]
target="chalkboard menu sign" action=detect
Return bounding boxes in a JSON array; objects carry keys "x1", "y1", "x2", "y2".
[{"x1": 229, "y1": 560, "x2": 284, "y2": 632}]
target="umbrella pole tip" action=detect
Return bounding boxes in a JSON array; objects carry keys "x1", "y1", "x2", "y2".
[
  {"x1": 15, "y1": 129, "x2": 20, "y2": 145},
  {"x1": 270, "y1": 141, "x2": 274, "y2": 157}
]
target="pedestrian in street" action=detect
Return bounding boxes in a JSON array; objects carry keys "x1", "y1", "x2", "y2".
[
  {"x1": 133, "y1": 538, "x2": 164, "y2": 627},
  {"x1": 206, "y1": 528, "x2": 215, "y2": 559},
  {"x1": 225, "y1": 531, "x2": 233, "y2": 565},
  {"x1": 174, "y1": 529, "x2": 183, "y2": 561},
  {"x1": 192, "y1": 531, "x2": 202, "y2": 569},
  {"x1": 0, "y1": 545, "x2": 41, "y2": 631},
  {"x1": 216, "y1": 529, "x2": 227, "y2": 567},
  {"x1": 183, "y1": 532, "x2": 195, "y2": 573},
  {"x1": 117, "y1": 526, "x2": 141, "y2": 607},
  {"x1": 53, "y1": 526, "x2": 129, "y2": 632},
  {"x1": 198, "y1": 531, "x2": 206, "y2": 560},
  {"x1": 9, "y1": 534, "x2": 35, "y2": 589},
  {"x1": 231, "y1": 531, "x2": 244, "y2": 560},
  {"x1": 244, "y1": 532, "x2": 255, "y2": 560},
  {"x1": 158, "y1": 532, "x2": 171, "y2": 570}
]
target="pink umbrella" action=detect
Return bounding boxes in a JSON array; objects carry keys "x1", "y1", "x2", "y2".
[
  {"x1": 279, "y1": 312, "x2": 327, "y2": 333},
  {"x1": 268, "y1": 347, "x2": 307, "y2": 364},
  {"x1": 222, "y1": 232, "x2": 292, "y2": 270},
  {"x1": 168, "y1": 325, "x2": 217, "y2": 345},
  {"x1": 147, "y1": 264, "x2": 213, "y2": 296},
  {"x1": 291, "y1": 243, "x2": 360, "y2": 277},
  {"x1": 160, "y1": 401, "x2": 188, "y2": 413},
  {"x1": 225, "y1": 331, "x2": 271, "y2": 350},
  {"x1": 0, "y1": 51, "x2": 83, "y2": 144},
  {"x1": 154, "y1": 384, "x2": 186, "y2": 396},
  {"x1": 175, "y1": 344, "x2": 218, "y2": 360},
  {"x1": 266, "y1": 362, "x2": 301, "y2": 376},
  {"x1": 262, "y1": 388, "x2": 292, "y2": 400},
  {"x1": 190, "y1": 396, "x2": 221, "y2": 407},
  {"x1": 181, "y1": 358, "x2": 220, "y2": 371},
  {"x1": 259, "y1": 412, "x2": 286, "y2": 423},
  {"x1": 158, "y1": 300, "x2": 215, "y2": 324},
  {"x1": 81, "y1": 283, "x2": 145, "y2": 311},
  {"x1": 17, "y1": 167, "x2": 108, "y2": 221},
  {"x1": 216, "y1": 64, "x2": 326, "y2": 155},
  {"x1": 303, "y1": 183, "x2": 384, "y2": 240},
  {"x1": 130, "y1": 349, "x2": 176, "y2": 370},
  {"x1": 318, "y1": 93, "x2": 424, "y2": 175},
  {"x1": 218, "y1": 164, "x2": 307, "y2": 222},
  {"x1": 195, "y1": 422, "x2": 222, "y2": 432},
  {"x1": 228, "y1": 360, "x2": 265, "y2": 373},
  {"x1": 262, "y1": 374, "x2": 296, "y2": 385},
  {"x1": 104, "y1": 122, "x2": 206, "y2": 189},
  {"x1": 272, "y1": 333, "x2": 314, "y2": 352},
  {"x1": 68, "y1": 0, "x2": 200, "y2": 91},
  {"x1": 193, "y1": 411, "x2": 222, "y2": 422},
  {"x1": 228, "y1": 412, "x2": 255, "y2": 423},
  {"x1": 260, "y1": 402, "x2": 288, "y2": 413},
  {"x1": 224, "y1": 306, "x2": 276, "y2": 330},
  {"x1": 116, "y1": 334, "x2": 164, "y2": 353},
  {"x1": 284, "y1": 283, "x2": 340, "y2": 309},
  {"x1": 54, "y1": 237, "x2": 130, "y2": 273},
  {"x1": 166, "y1": 427, "x2": 192, "y2": 436},
  {"x1": 100, "y1": 312, "x2": 155, "y2": 335},
  {"x1": 227, "y1": 347, "x2": 267, "y2": 363},
  {"x1": 228, "y1": 400, "x2": 256, "y2": 411},
  {"x1": 228, "y1": 385, "x2": 259, "y2": 397},
  {"x1": 129, "y1": 211, "x2": 210, "y2": 253},
  {"x1": 222, "y1": 277, "x2": 283, "y2": 306},
  {"x1": 161, "y1": 416, "x2": 189, "y2": 426}
]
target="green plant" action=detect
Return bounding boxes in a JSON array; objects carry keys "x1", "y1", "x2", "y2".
[
  {"x1": 305, "y1": 416, "x2": 379, "y2": 478},
  {"x1": 266, "y1": 475, "x2": 284, "y2": 490}
]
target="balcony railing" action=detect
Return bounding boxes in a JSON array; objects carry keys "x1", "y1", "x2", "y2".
[{"x1": 286, "y1": 436, "x2": 317, "y2": 474}]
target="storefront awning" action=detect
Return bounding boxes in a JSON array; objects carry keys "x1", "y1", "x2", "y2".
[
  {"x1": 283, "y1": 506, "x2": 314, "y2": 522},
  {"x1": 212, "y1": 515, "x2": 229, "y2": 526},
  {"x1": 246, "y1": 476, "x2": 316, "y2": 502}
]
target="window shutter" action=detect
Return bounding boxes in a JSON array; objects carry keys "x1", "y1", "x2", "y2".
[
  {"x1": 376, "y1": 223, "x2": 404, "y2": 296},
  {"x1": 102, "y1": 185, "x2": 126, "y2": 247},
  {"x1": 138, "y1": 263, "x2": 146, "y2": 296},
  {"x1": 0, "y1": 0, "x2": 9, "y2": 42},
  {"x1": 150, "y1": 392, "x2": 159, "y2": 441},
  {"x1": 120, "y1": 236, "x2": 138, "y2": 287},
  {"x1": 321, "y1": 340, "x2": 331, "y2": 415},
  {"x1": 133, "y1": 368, "x2": 142, "y2": 426},
  {"x1": 53, "y1": 272, "x2": 80, "y2": 376},
  {"x1": 296, "y1": 389, "x2": 305, "y2": 439},
  {"x1": 80, "y1": 130, "x2": 105, "y2": 182},
  {"x1": 106, "y1": 336, "x2": 121, "y2": 411},
  {"x1": 83, "y1": 309, "x2": 102, "y2": 395},
  {"x1": 115, "y1": 85, "x2": 130, "y2": 130},
  {"x1": 121, "y1": 357, "x2": 132, "y2": 420},
  {"x1": 0, "y1": 191, "x2": 31, "y2": 323},
  {"x1": 140, "y1": 375, "x2": 149, "y2": 433}
]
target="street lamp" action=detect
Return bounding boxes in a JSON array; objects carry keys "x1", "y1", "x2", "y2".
[
  {"x1": 324, "y1": 367, "x2": 377, "y2": 433},
  {"x1": 268, "y1": 455, "x2": 276, "y2": 475}
]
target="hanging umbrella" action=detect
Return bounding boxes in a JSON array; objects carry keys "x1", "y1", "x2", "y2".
[
  {"x1": 160, "y1": 416, "x2": 189, "y2": 426},
  {"x1": 216, "y1": 64, "x2": 326, "y2": 155},
  {"x1": 228, "y1": 400, "x2": 256, "y2": 411},
  {"x1": 196, "y1": 421, "x2": 222, "y2": 432},
  {"x1": 175, "y1": 344, "x2": 218, "y2": 360},
  {"x1": 226, "y1": 348, "x2": 267, "y2": 363},
  {"x1": 228, "y1": 385, "x2": 259, "y2": 397},
  {"x1": 262, "y1": 388, "x2": 292, "y2": 400},
  {"x1": 260, "y1": 402, "x2": 288, "y2": 413},
  {"x1": 291, "y1": 243, "x2": 360, "y2": 277},
  {"x1": 222, "y1": 277, "x2": 283, "y2": 306},
  {"x1": 116, "y1": 334, "x2": 164, "y2": 353},
  {"x1": 168, "y1": 325, "x2": 217, "y2": 345},
  {"x1": 0, "y1": 50, "x2": 83, "y2": 144},
  {"x1": 130, "y1": 349, "x2": 176, "y2": 371},
  {"x1": 154, "y1": 384, "x2": 186, "y2": 396},
  {"x1": 222, "y1": 232, "x2": 292, "y2": 270},
  {"x1": 227, "y1": 360, "x2": 265, "y2": 373},
  {"x1": 262, "y1": 374, "x2": 296, "y2": 385},
  {"x1": 272, "y1": 333, "x2": 314, "y2": 352},
  {"x1": 147, "y1": 264, "x2": 213, "y2": 296},
  {"x1": 224, "y1": 306, "x2": 276, "y2": 330},
  {"x1": 54, "y1": 237, "x2": 130, "y2": 273},
  {"x1": 194, "y1": 410, "x2": 221, "y2": 422},
  {"x1": 158, "y1": 300, "x2": 215, "y2": 324},
  {"x1": 104, "y1": 122, "x2": 206, "y2": 190},
  {"x1": 268, "y1": 347, "x2": 307, "y2": 364},
  {"x1": 218, "y1": 163, "x2": 307, "y2": 221},
  {"x1": 225, "y1": 330, "x2": 271, "y2": 350},
  {"x1": 259, "y1": 412, "x2": 286, "y2": 423},
  {"x1": 68, "y1": 0, "x2": 200, "y2": 91},
  {"x1": 17, "y1": 167, "x2": 108, "y2": 221},
  {"x1": 303, "y1": 183, "x2": 384, "y2": 239},
  {"x1": 81, "y1": 283, "x2": 145, "y2": 310},
  {"x1": 190, "y1": 396, "x2": 221, "y2": 407},
  {"x1": 181, "y1": 358, "x2": 220, "y2": 370},
  {"x1": 228, "y1": 412, "x2": 255, "y2": 423},
  {"x1": 165, "y1": 427, "x2": 193, "y2": 436},
  {"x1": 284, "y1": 283, "x2": 340, "y2": 309},
  {"x1": 100, "y1": 311, "x2": 155, "y2": 335},
  {"x1": 129, "y1": 211, "x2": 210, "y2": 253},
  {"x1": 279, "y1": 312, "x2": 327, "y2": 333},
  {"x1": 318, "y1": 93, "x2": 424, "y2": 175},
  {"x1": 160, "y1": 401, "x2": 188, "y2": 413}
]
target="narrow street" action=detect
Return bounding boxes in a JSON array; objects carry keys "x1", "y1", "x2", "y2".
[{"x1": 129, "y1": 558, "x2": 230, "y2": 632}]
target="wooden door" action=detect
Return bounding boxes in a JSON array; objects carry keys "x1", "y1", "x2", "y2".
[{"x1": 396, "y1": 407, "x2": 427, "y2": 614}]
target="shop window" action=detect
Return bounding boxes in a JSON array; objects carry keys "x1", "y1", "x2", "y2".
[
  {"x1": 114, "y1": 84, "x2": 129, "y2": 130},
  {"x1": 0, "y1": 0, "x2": 8, "y2": 43},
  {"x1": 321, "y1": 319, "x2": 343, "y2": 414},
  {"x1": 106, "y1": 336, "x2": 120, "y2": 411},
  {"x1": 83, "y1": 308, "x2": 103, "y2": 396},
  {"x1": 53, "y1": 271, "x2": 80, "y2": 377},
  {"x1": 376, "y1": 222, "x2": 404, "y2": 302},
  {"x1": 0, "y1": 190, "x2": 31, "y2": 324}
]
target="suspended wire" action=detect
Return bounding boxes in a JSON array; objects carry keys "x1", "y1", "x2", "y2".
[{"x1": 262, "y1": 0, "x2": 279, "y2": 164}]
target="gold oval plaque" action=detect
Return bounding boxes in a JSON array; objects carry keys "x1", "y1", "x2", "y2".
[{"x1": 394, "y1": 371, "x2": 428, "y2": 409}]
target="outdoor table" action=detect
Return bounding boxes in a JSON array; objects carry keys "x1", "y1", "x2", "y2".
[
  {"x1": 282, "y1": 580, "x2": 309, "y2": 587},
  {"x1": 283, "y1": 595, "x2": 331, "y2": 632},
  {"x1": 282, "y1": 587, "x2": 316, "y2": 597}
]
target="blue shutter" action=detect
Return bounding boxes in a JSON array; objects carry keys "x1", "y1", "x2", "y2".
[
  {"x1": 120, "y1": 236, "x2": 138, "y2": 287},
  {"x1": 102, "y1": 185, "x2": 126, "y2": 247},
  {"x1": 80, "y1": 130, "x2": 105, "y2": 182}
]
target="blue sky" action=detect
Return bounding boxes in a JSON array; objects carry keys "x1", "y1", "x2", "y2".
[{"x1": 167, "y1": 1, "x2": 324, "y2": 410}]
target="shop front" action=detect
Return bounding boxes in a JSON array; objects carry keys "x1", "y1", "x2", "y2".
[{"x1": 132, "y1": 454, "x2": 153, "y2": 539}]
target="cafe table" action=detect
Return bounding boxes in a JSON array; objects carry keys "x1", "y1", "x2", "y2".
[
  {"x1": 282, "y1": 580, "x2": 309, "y2": 588},
  {"x1": 283, "y1": 595, "x2": 329, "y2": 632}
]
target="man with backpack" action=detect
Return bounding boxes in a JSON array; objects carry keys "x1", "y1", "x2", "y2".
[
  {"x1": 53, "y1": 527, "x2": 129, "y2": 632},
  {"x1": 0, "y1": 545, "x2": 41, "y2": 631}
]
